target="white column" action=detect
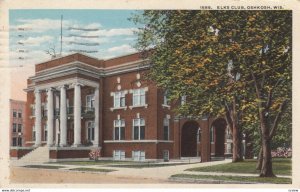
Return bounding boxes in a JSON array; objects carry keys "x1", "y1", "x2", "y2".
[
  {"x1": 46, "y1": 88, "x2": 54, "y2": 146},
  {"x1": 73, "y1": 83, "x2": 82, "y2": 147},
  {"x1": 34, "y1": 89, "x2": 42, "y2": 146},
  {"x1": 55, "y1": 93, "x2": 60, "y2": 146},
  {"x1": 94, "y1": 87, "x2": 99, "y2": 147},
  {"x1": 59, "y1": 85, "x2": 67, "y2": 147}
]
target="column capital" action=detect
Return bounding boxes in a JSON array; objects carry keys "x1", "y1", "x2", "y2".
[
  {"x1": 71, "y1": 82, "x2": 84, "y2": 88},
  {"x1": 57, "y1": 84, "x2": 68, "y2": 90},
  {"x1": 34, "y1": 89, "x2": 41, "y2": 94},
  {"x1": 46, "y1": 87, "x2": 56, "y2": 92}
]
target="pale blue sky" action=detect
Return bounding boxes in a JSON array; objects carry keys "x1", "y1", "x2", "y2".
[{"x1": 9, "y1": 9, "x2": 142, "y2": 66}]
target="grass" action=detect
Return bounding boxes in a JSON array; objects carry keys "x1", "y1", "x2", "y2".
[
  {"x1": 24, "y1": 165, "x2": 65, "y2": 169},
  {"x1": 108, "y1": 162, "x2": 189, "y2": 168},
  {"x1": 48, "y1": 160, "x2": 138, "y2": 166},
  {"x1": 171, "y1": 174, "x2": 292, "y2": 184},
  {"x1": 69, "y1": 167, "x2": 116, "y2": 172},
  {"x1": 187, "y1": 158, "x2": 291, "y2": 176}
]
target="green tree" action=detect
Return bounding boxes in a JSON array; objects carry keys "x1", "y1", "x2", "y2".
[{"x1": 132, "y1": 10, "x2": 292, "y2": 177}]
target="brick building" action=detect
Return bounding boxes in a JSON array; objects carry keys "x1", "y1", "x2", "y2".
[
  {"x1": 9, "y1": 99, "x2": 26, "y2": 147},
  {"x1": 14, "y1": 52, "x2": 233, "y2": 161}
]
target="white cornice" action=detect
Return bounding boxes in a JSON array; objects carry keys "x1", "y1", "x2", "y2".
[
  {"x1": 103, "y1": 140, "x2": 174, "y2": 144},
  {"x1": 32, "y1": 77, "x2": 99, "y2": 91}
]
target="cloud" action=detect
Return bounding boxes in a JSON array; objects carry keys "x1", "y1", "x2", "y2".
[
  {"x1": 82, "y1": 28, "x2": 139, "y2": 37},
  {"x1": 18, "y1": 35, "x2": 54, "y2": 46},
  {"x1": 107, "y1": 44, "x2": 136, "y2": 53},
  {"x1": 11, "y1": 19, "x2": 72, "y2": 32}
]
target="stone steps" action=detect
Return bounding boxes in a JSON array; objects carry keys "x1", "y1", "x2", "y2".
[{"x1": 19, "y1": 146, "x2": 49, "y2": 163}]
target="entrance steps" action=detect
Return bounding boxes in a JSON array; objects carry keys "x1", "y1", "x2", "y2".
[{"x1": 18, "y1": 146, "x2": 50, "y2": 164}]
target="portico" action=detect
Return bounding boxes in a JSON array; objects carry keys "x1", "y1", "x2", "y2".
[{"x1": 33, "y1": 78, "x2": 100, "y2": 148}]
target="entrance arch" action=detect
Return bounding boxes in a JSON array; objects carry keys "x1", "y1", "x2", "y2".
[
  {"x1": 181, "y1": 121, "x2": 199, "y2": 157},
  {"x1": 211, "y1": 118, "x2": 227, "y2": 157}
]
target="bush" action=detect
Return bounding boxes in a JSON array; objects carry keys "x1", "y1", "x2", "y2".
[
  {"x1": 271, "y1": 147, "x2": 292, "y2": 158},
  {"x1": 89, "y1": 148, "x2": 101, "y2": 161}
]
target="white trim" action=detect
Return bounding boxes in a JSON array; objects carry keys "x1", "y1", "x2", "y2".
[
  {"x1": 33, "y1": 77, "x2": 99, "y2": 91},
  {"x1": 110, "y1": 106, "x2": 127, "y2": 111},
  {"x1": 129, "y1": 104, "x2": 148, "y2": 109},
  {"x1": 162, "y1": 104, "x2": 171, "y2": 109},
  {"x1": 104, "y1": 140, "x2": 174, "y2": 143}
]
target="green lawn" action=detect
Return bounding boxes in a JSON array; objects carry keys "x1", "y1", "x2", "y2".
[
  {"x1": 171, "y1": 174, "x2": 291, "y2": 184},
  {"x1": 24, "y1": 165, "x2": 65, "y2": 169},
  {"x1": 108, "y1": 162, "x2": 189, "y2": 168},
  {"x1": 69, "y1": 167, "x2": 116, "y2": 172},
  {"x1": 187, "y1": 158, "x2": 291, "y2": 176},
  {"x1": 48, "y1": 160, "x2": 140, "y2": 166}
]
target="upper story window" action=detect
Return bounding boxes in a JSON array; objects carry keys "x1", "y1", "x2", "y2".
[
  {"x1": 114, "y1": 119, "x2": 125, "y2": 140},
  {"x1": 30, "y1": 105, "x2": 35, "y2": 116},
  {"x1": 163, "y1": 90, "x2": 170, "y2": 106},
  {"x1": 86, "y1": 95, "x2": 95, "y2": 112},
  {"x1": 12, "y1": 110, "x2": 17, "y2": 118},
  {"x1": 18, "y1": 111, "x2": 22, "y2": 118},
  {"x1": 12, "y1": 123, "x2": 17, "y2": 133},
  {"x1": 133, "y1": 88, "x2": 146, "y2": 106},
  {"x1": 114, "y1": 91, "x2": 126, "y2": 108},
  {"x1": 181, "y1": 95, "x2": 187, "y2": 105},
  {"x1": 133, "y1": 118, "x2": 145, "y2": 140},
  {"x1": 17, "y1": 124, "x2": 22, "y2": 132}
]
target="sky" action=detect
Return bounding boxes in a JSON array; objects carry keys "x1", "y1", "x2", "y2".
[{"x1": 9, "y1": 9, "x2": 142, "y2": 100}]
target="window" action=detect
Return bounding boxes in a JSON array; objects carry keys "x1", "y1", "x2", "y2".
[
  {"x1": 17, "y1": 124, "x2": 22, "y2": 132},
  {"x1": 18, "y1": 111, "x2": 22, "y2": 118},
  {"x1": 132, "y1": 151, "x2": 145, "y2": 161},
  {"x1": 113, "y1": 91, "x2": 126, "y2": 108},
  {"x1": 18, "y1": 137, "x2": 22, "y2": 146},
  {"x1": 31, "y1": 105, "x2": 35, "y2": 116},
  {"x1": 86, "y1": 95, "x2": 95, "y2": 109},
  {"x1": 210, "y1": 126, "x2": 214, "y2": 143},
  {"x1": 13, "y1": 110, "x2": 17, "y2": 118},
  {"x1": 41, "y1": 103, "x2": 47, "y2": 117},
  {"x1": 114, "y1": 119, "x2": 125, "y2": 140},
  {"x1": 32, "y1": 126, "x2": 36, "y2": 141},
  {"x1": 12, "y1": 137, "x2": 17, "y2": 146},
  {"x1": 181, "y1": 95, "x2": 187, "y2": 105},
  {"x1": 133, "y1": 88, "x2": 146, "y2": 106},
  {"x1": 87, "y1": 121, "x2": 95, "y2": 141},
  {"x1": 163, "y1": 118, "x2": 169, "y2": 140},
  {"x1": 44, "y1": 124, "x2": 48, "y2": 141},
  {"x1": 163, "y1": 90, "x2": 170, "y2": 106},
  {"x1": 113, "y1": 150, "x2": 125, "y2": 160},
  {"x1": 13, "y1": 123, "x2": 17, "y2": 133},
  {"x1": 133, "y1": 118, "x2": 145, "y2": 140}
]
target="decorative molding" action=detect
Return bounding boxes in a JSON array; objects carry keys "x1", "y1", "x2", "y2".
[
  {"x1": 110, "y1": 106, "x2": 127, "y2": 111},
  {"x1": 129, "y1": 104, "x2": 148, "y2": 110},
  {"x1": 104, "y1": 140, "x2": 174, "y2": 144}
]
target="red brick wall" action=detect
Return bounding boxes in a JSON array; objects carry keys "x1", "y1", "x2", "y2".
[
  {"x1": 102, "y1": 71, "x2": 159, "y2": 142},
  {"x1": 36, "y1": 53, "x2": 104, "y2": 72},
  {"x1": 103, "y1": 143, "x2": 157, "y2": 159},
  {"x1": 10, "y1": 148, "x2": 33, "y2": 159},
  {"x1": 49, "y1": 149, "x2": 91, "y2": 159}
]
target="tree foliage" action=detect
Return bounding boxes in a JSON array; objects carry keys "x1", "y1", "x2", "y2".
[{"x1": 131, "y1": 10, "x2": 292, "y2": 177}]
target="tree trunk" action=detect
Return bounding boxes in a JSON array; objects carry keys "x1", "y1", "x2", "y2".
[
  {"x1": 259, "y1": 121, "x2": 275, "y2": 177},
  {"x1": 260, "y1": 137, "x2": 275, "y2": 177},
  {"x1": 232, "y1": 123, "x2": 243, "y2": 162},
  {"x1": 256, "y1": 147, "x2": 263, "y2": 170}
]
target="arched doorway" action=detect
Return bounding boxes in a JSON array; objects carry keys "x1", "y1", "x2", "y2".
[
  {"x1": 211, "y1": 118, "x2": 227, "y2": 157},
  {"x1": 181, "y1": 121, "x2": 199, "y2": 157}
]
